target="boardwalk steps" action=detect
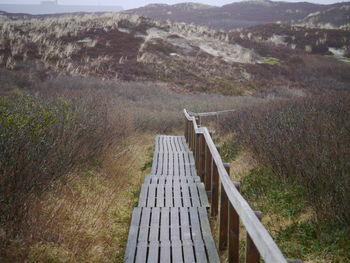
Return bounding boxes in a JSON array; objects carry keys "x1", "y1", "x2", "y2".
[{"x1": 124, "y1": 135, "x2": 220, "y2": 263}]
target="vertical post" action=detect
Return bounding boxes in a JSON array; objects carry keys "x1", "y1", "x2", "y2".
[
  {"x1": 185, "y1": 118, "x2": 188, "y2": 141},
  {"x1": 190, "y1": 121, "x2": 193, "y2": 150},
  {"x1": 219, "y1": 163, "x2": 230, "y2": 250},
  {"x1": 211, "y1": 145, "x2": 220, "y2": 216},
  {"x1": 195, "y1": 131, "x2": 200, "y2": 170},
  {"x1": 199, "y1": 133, "x2": 206, "y2": 182},
  {"x1": 228, "y1": 181, "x2": 241, "y2": 263},
  {"x1": 204, "y1": 131, "x2": 213, "y2": 192},
  {"x1": 204, "y1": 144, "x2": 212, "y2": 192},
  {"x1": 246, "y1": 211, "x2": 262, "y2": 263}
]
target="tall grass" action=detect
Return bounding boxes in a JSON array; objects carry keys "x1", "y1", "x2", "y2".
[
  {"x1": 0, "y1": 73, "x2": 262, "y2": 262},
  {"x1": 0, "y1": 87, "x2": 132, "y2": 238},
  {"x1": 220, "y1": 93, "x2": 350, "y2": 226}
]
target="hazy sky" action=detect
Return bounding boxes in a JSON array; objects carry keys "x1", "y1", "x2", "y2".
[{"x1": 0, "y1": 0, "x2": 346, "y2": 9}]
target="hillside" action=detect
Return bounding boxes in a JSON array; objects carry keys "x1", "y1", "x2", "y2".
[
  {"x1": 297, "y1": 4, "x2": 350, "y2": 29},
  {"x1": 1, "y1": 13, "x2": 349, "y2": 97},
  {"x1": 125, "y1": 0, "x2": 350, "y2": 30}
]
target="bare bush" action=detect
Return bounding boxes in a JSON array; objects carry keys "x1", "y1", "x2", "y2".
[
  {"x1": 220, "y1": 93, "x2": 350, "y2": 226},
  {"x1": 0, "y1": 87, "x2": 132, "y2": 239}
]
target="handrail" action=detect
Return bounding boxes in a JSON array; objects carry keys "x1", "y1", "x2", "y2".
[
  {"x1": 183, "y1": 109, "x2": 288, "y2": 263},
  {"x1": 188, "y1": 109, "x2": 236, "y2": 117}
]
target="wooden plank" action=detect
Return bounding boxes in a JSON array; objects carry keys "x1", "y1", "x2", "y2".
[
  {"x1": 124, "y1": 208, "x2": 141, "y2": 263},
  {"x1": 160, "y1": 241, "x2": 171, "y2": 263},
  {"x1": 138, "y1": 184, "x2": 148, "y2": 207},
  {"x1": 183, "y1": 151, "x2": 191, "y2": 177},
  {"x1": 160, "y1": 207, "x2": 170, "y2": 241},
  {"x1": 170, "y1": 207, "x2": 180, "y2": 241},
  {"x1": 189, "y1": 208, "x2": 202, "y2": 241},
  {"x1": 151, "y1": 152, "x2": 158, "y2": 176},
  {"x1": 163, "y1": 152, "x2": 168, "y2": 175},
  {"x1": 173, "y1": 181, "x2": 182, "y2": 207},
  {"x1": 183, "y1": 240, "x2": 196, "y2": 263},
  {"x1": 149, "y1": 207, "x2": 160, "y2": 242},
  {"x1": 165, "y1": 185, "x2": 173, "y2": 207},
  {"x1": 135, "y1": 242, "x2": 148, "y2": 263},
  {"x1": 181, "y1": 136, "x2": 189, "y2": 152},
  {"x1": 174, "y1": 152, "x2": 180, "y2": 176},
  {"x1": 193, "y1": 240, "x2": 207, "y2": 263},
  {"x1": 197, "y1": 183, "x2": 210, "y2": 208},
  {"x1": 180, "y1": 207, "x2": 191, "y2": 241},
  {"x1": 198, "y1": 208, "x2": 220, "y2": 263},
  {"x1": 172, "y1": 240, "x2": 184, "y2": 263},
  {"x1": 168, "y1": 152, "x2": 174, "y2": 176},
  {"x1": 147, "y1": 184, "x2": 156, "y2": 207},
  {"x1": 179, "y1": 152, "x2": 185, "y2": 175},
  {"x1": 189, "y1": 184, "x2": 200, "y2": 207},
  {"x1": 157, "y1": 152, "x2": 163, "y2": 175},
  {"x1": 156, "y1": 185, "x2": 165, "y2": 207},
  {"x1": 147, "y1": 242, "x2": 159, "y2": 263},
  {"x1": 182, "y1": 184, "x2": 191, "y2": 207},
  {"x1": 138, "y1": 208, "x2": 151, "y2": 242}
]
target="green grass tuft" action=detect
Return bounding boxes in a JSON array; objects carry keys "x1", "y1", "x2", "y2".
[{"x1": 261, "y1": 56, "x2": 281, "y2": 65}]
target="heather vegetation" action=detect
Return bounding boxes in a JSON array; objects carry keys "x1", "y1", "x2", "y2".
[
  {"x1": 0, "y1": 67, "x2": 261, "y2": 262},
  {"x1": 218, "y1": 93, "x2": 350, "y2": 261}
]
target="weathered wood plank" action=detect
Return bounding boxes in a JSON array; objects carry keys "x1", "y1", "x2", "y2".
[
  {"x1": 160, "y1": 207, "x2": 170, "y2": 241},
  {"x1": 138, "y1": 208, "x2": 151, "y2": 242},
  {"x1": 124, "y1": 208, "x2": 141, "y2": 263},
  {"x1": 149, "y1": 207, "x2": 160, "y2": 242},
  {"x1": 135, "y1": 242, "x2": 148, "y2": 263},
  {"x1": 147, "y1": 242, "x2": 159, "y2": 263},
  {"x1": 138, "y1": 184, "x2": 148, "y2": 207},
  {"x1": 160, "y1": 241, "x2": 171, "y2": 263},
  {"x1": 156, "y1": 185, "x2": 165, "y2": 207},
  {"x1": 147, "y1": 184, "x2": 156, "y2": 207},
  {"x1": 172, "y1": 240, "x2": 184, "y2": 263},
  {"x1": 170, "y1": 207, "x2": 180, "y2": 241}
]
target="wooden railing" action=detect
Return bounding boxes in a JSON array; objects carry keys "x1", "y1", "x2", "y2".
[{"x1": 184, "y1": 109, "x2": 298, "y2": 263}]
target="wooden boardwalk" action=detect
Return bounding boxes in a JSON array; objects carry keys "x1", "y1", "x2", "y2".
[{"x1": 124, "y1": 135, "x2": 220, "y2": 263}]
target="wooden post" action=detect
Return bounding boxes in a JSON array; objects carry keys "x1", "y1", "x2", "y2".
[
  {"x1": 190, "y1": 122, "x2": 193, "y2": 151},
  {"x1": 219, "y1": 163, "x2": 230, "y2": 250},
  {"x1": 246, "y1": 211, "x2": 262, "y2": 263},
  {"x1": 204, "y1": 144, "x2": 212, "y2": 192},
  {"x1": 197, "y1": 116, "x2": 201, "y2": 126},
  {"x1": 185, "y1": 118, "x2": 188, "y2": 141},
  {"x1": 195, "y1": 130, "x2": 201, "y2": 170},
  {"x1": 211, "y1": 145, "x2": 220, "y2": 216},
  {"x1": 199, "y1": 134, "x2": 206, "y2": 182},
  {"x1": 228, "y1": 181, "x2": 241, "y2": 263}
]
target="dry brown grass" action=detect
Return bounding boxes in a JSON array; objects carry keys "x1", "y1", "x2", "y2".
[{"x1": 1, "y1": 134, "x2": 153, "y2": 263}]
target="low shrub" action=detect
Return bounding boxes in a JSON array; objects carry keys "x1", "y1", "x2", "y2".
[
  {"x1": 0, "y1": 89, "x2": 130, "y2": 237},
  {"x1": 220, "y1": 93, "x2": 350, "y2": 226}
]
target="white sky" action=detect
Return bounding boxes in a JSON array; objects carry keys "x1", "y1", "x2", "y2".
[{"x1": 0, "y1": 0, "x2": 347, "y2": 9}]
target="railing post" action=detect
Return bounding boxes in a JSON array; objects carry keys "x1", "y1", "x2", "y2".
[
  {"x1": 228, "y1": 181, "x2": 241, "y2": 263},
  {"x1": 204, "y1": 144, "x2": 212, "y2": 193},
  {"x1": 246, "y1": 211, "x2": 262, "y2": 263},
  {"x1": 219, "y1": 163, "x2": 230, "y2": 250},
  {"x1": 211, "y1": 145, "x2": 220, "y2": 216},
  {"x1": 198, "y1": 133, "x2": 205, "y2": 182},
  {"x1": 190, "y1": 121, "x2": 193, "y2": 151},
  {"x1": 195, "y1": 130, "x2": 200, "y2": 170}
]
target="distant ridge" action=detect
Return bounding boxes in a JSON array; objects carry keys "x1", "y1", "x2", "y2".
[
  {"x1": 0, "y1": 4, "x2": 123, "y2": 15},
  {"x1": 125, "y1": 1, "x2": 350, "y2": 29}
]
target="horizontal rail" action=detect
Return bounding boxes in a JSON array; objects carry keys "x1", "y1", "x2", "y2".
[
  {"x1": 188, "y1": 109, "x2": 236, "y2": 117},
  {"x1": 184, "y1": 109, "x2": 288, "y2": 263}
]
